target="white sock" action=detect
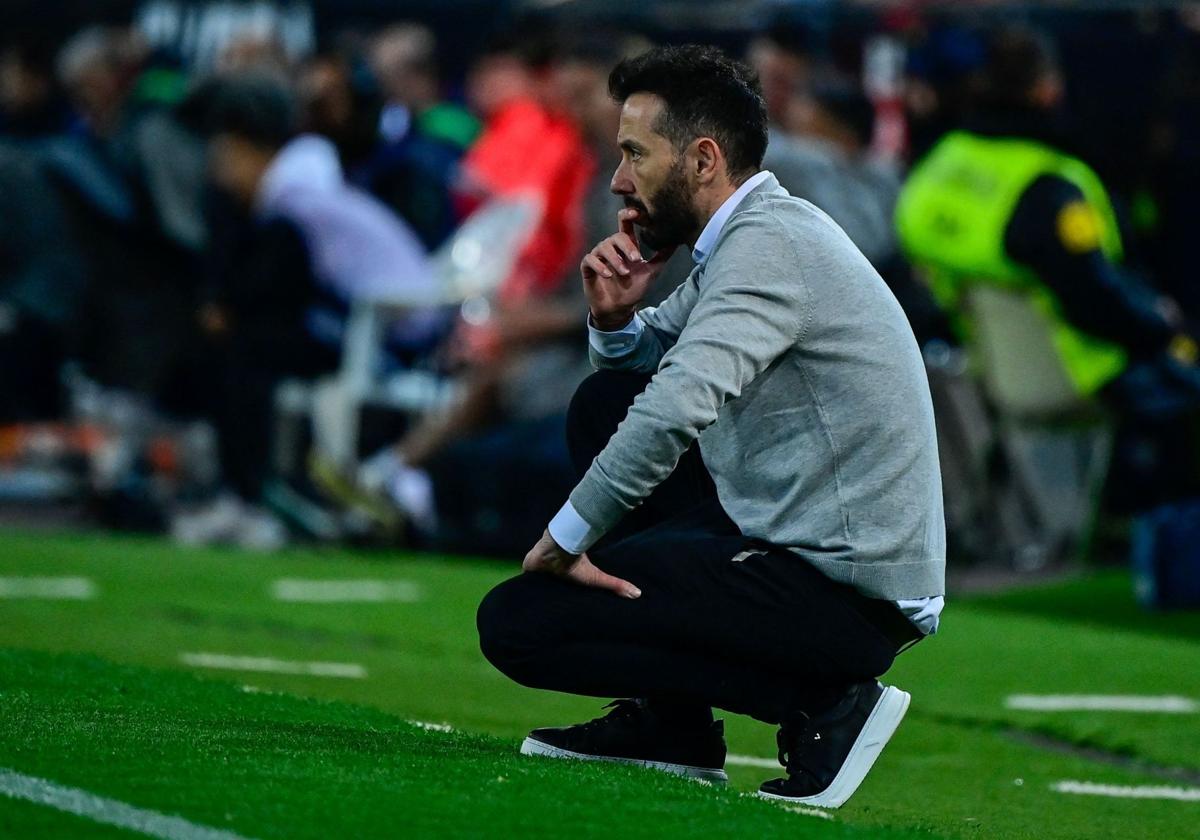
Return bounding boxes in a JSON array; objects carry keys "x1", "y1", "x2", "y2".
[
  {"x1": 357, "y1": 447, "x2": 406, "y2": 493},
  {"x1": 387, "y1": 464, "x2": 437, "y2": 534}
]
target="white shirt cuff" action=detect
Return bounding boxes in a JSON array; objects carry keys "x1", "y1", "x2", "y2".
[
  {"x1": 587, "y1": 312, "x2": 643, "y2": 357},
  {"x1": 895, "y1": 595, "x2": 944, "y2": 635},
  {"x1": 547, "y1": 500, "x2": 594, "y2": 554}
]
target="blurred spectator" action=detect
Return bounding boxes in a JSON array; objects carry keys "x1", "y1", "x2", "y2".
[
  {"x1": 749, "y1": 26, "x2": 947, "y2": 343},
  {"x1": 57, "y1": 26, "x2": 143, "y2": 138},
  {"x1": 768, "y1": 71, "x2": 899, "y2": 267},
  {"x1": 299, "y1": 52, "x2": 381, "y2": 171},
  {"x1": 896, "y1": 26, "x2": 1200, "y2": 510},
  {"x1": 42, "y1": 26, "x2": 198, "y2": 397},
  {"x1": 0, "y1": 143, "x2": 86, "y2": 420},
  {"x1": 117, "y1": 45, "x2": 207, "y2": 257},
  {"x1": 1143, "y1": 9, "x2": 1200, "y2": 321},
  {"x1": 0, "y1": 37, "x2": 72, "y2": 139},
  {"x1": 370, "y1": 24, "x2": 479, "y2": 153},
  {"x1": 456, "y1": 32, "x2": 595, "y2": 302},
  {"x1": 353, "y1": 35, "x2": 648, "y2": 553},
  {"x1": 368, "y1": 23, "x2": 480, "y2": 244},
  {"x1": 746, "y1": 23, "x2": 811, "y2": 133},
  {"x1": 172, "y1": 74, "x2": 434, "y2": 549},
  {"x1": 331, "y1": 25, "x2": 480, "y2": 250},
  {"x1": 129, "y1": 100, "x2": 209, "y2": 256},
  {"x1": 215, "y1": 34, "x2": 292, "y2": 78},
  {"x1": 901, "y1": 20, "x2": 987, "y2": 163},
  {"x1": 223, "y1": 120, "x2": 435, "y2": 315}
]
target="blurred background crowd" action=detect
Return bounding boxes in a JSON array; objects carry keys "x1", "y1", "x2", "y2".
[{"x1": 1, "y1": 0, "x2": 1198, "y2": 603}]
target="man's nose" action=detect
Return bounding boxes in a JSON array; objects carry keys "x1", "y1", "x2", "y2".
[{"x1": 610, "y1": 161, "x2": 633, "y2": 195}]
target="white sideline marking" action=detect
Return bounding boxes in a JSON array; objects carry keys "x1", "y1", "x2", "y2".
[
  {"x1": 0, "y1": 767, "x2": 254, "y2": 840},
  {"x1": 269, "y1": 578, "x2": 420, "y2": 603},
  {"x1": 238, "y1": 685, "x2": 279, "y2": 695},
  {"x1": 407, "y1": 720, "x2": 454, "y2": 733},
  {"x1": 778, "y1": 804, "x2": 835, "y2": 820},
  {"x1": 1052, "y1": 780, "x2": 1200, "y2": 802},
  {"x1": 727, "y1": 754, "x2": 781, "y2": 770},
  {"x1": 1006, "y1": 695, "x2": 1198, "y2": 713},
  {"x1": 738, "y1": 792, "x2": 835, "y2": 820},
  {"x1": 179, "y1": 653, "x2": 366, "y2": 679},
  {"x1": 0, "y1": 576, "x2": 95, "y2": 600}
]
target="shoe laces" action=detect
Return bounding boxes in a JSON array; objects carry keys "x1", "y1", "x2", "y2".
[
  {"x1": 776, "y1": 714, "x2": 821, "y2": 778},
  {"x1": 578, "y1": 698, "x2": 645, "y2": 732}
]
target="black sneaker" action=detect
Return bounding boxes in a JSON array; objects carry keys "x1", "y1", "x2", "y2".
[
  {"x1": 758, "y1": 681, "x2": 910, "y2": 808},
  {"x1": 520, "y1": 699, "x2": 728, "y2": 782}
]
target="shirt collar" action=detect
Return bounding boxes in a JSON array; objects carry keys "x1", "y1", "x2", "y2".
[{"x1": 690, "y1": 169, "x2": 773, "y2": 265}]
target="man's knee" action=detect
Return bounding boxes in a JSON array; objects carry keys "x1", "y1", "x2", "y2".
[
  {"x1": 476, "y1": 576, "x2": 545, "y2": 679},
  {"x1": 568, "y1": 371, "x2": 649, "y2": 425},
  {"x1": 567, "y1": 371, "x2": 651, "y2": 470}
]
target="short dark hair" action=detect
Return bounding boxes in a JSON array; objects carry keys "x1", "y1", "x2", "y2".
[
  {"x1": 608, "y1": 44, "x2": 768, "y2": 182},
  {"x1": 979, "y1": 26, "x2": 1060, "y2": 111},
  {"x1": 199, "y1": 73, "x2": 296, "y2": 150},
  {"x1": 560, "y1": 31, "x2": 632, "y2": 71},
  {"x1": 757, "y1": 19, "x2": 813, "y2": 59},
  {"x1": 811, "y1": 74, "x2": 875, "y2": 148}
]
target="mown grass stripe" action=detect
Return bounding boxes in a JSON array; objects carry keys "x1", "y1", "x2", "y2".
[
  {"x1": 269, "y1": 579, "x2": 420, "y2": 603},
  {"x1": 727, "y1": 754, "x2": 781, "y2": 770},
  {"x1": 1051, "y1": 780, "x2": 1200, "y2": 801},
  {"x1": 1006, "y1": 695, "x2": 1198, "y2": 713},
  {"x1": 0, "y1": 576, "x2": 95, "y2": 600},
  {"x1": 0, "y1": 767, "x2": 254, "y2": 840},
  {"x1": 179, "y1": 653, "x2": 366, "y2": 679}
]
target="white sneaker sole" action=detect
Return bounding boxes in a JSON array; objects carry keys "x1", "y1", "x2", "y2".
[
  {"x1": 758, "y1": 684, "x2": 911, "y2": 809},
  {"x1": 520, "y1": 737, "x2": 729, "y2": 783}
]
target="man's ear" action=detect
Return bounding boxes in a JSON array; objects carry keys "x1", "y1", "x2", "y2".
[{"x1": 691, "y1": 137, "x2": 724, "y2": 185}]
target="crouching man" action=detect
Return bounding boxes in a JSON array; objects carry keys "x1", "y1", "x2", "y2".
[{"x1": 476, "y1": 45, "x2": 945, "y2": 808}]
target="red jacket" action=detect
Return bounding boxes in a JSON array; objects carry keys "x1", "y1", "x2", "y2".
[{"x1": 458, "y1": 96, "x2": 595, "y2": 302}]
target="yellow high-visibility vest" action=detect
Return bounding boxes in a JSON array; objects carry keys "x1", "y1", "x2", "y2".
[{"x1": 895, "y1": 130, "x2": 1127, "y2": 396}]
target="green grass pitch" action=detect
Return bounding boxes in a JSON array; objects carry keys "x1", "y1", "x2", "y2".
[{"x1": 0, "y1": 530, "x2": 1198, "y2": 838}]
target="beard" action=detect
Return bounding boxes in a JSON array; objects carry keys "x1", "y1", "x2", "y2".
[{"x1": 626, "y1": 158, "x2": 698, "y2": 252}]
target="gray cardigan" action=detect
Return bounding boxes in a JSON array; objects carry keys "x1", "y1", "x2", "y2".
[{"x1": 569, "y1": 174, "x2": 946, "y2": 601}]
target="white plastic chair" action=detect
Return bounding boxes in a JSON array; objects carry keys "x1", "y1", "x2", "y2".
[
  {"x1": 963, "y1": 285, "x2": 1113, "y2": 567},
  {"x1": 302, "y1": 195, "x2": 542, "y2": 468}
]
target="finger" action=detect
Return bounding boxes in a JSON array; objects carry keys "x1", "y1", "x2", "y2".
[
  {"x1": 588, "y1": 568, "x2": 642, "y2": 599},
  {"x1": 597, "y1": 246, "x2": 628, "y2": 278},
  {"x1": 582, "y1": 274, "x2": 609, "y2": 306},
  {"x1": 582, "y1": 260, "x2": 613, "y2": 293},
  {"x1": 570, "y1": 556, "x2": 642, "y2": 599},
  {"x1": 584, "y1": 253, "x2": 613, "y2": 279},
  {"x1": 594, "y1": 249, "x2": 631, "y2": 280},
  {"x1": 524, "y1": 554, "x2": 567, "y2": 575},
  {"x1": 598, "y1": 241, "x2": 631, "y2": 275},
  {"x1": 618, "y1": 208, "x2": 638, "y2": 241},
  {"x1": 613, "y1": 232, "x2": 642, "y2": 263}
]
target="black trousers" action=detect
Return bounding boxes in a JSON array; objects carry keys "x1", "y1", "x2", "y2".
[
  {"x1": 477, "y1": 371, "x2": 917, "y2": 724},
  {"x1": 0, "y1": 312, "x2": 65, "y2": 423}
]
